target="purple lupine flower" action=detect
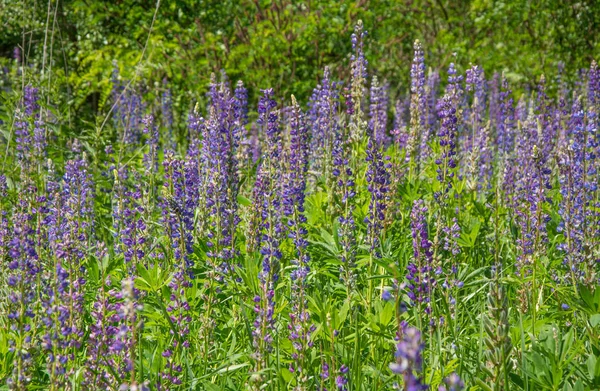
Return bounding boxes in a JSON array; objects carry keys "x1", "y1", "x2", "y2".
[
  {"x1": 158, "y1": 238, "x2": 193, "y2": 390},
  {"x1": 310, "y1": 67, "x2": 341, "y2": 176},
  {"x1": 223, "y1": 83, "x2": 242, "y2": 270},
  {"x1": 365, "y1": 112, "x2": 391, "y2": 255},
  {"x1": 33, "y1": 117, "x2": 46, "y2": 157},
  {"x1": 110, "y1": 277, "x2": 142, "y2": 387},
  {"x1": 513, "y1": 108, "x2": 552, "y2": 280},
  {"x1": 43, "y1": 158, "x2": 94, "y2": 383},
  {"x1": 203, "y1": 108, "x2": 228, "y2": 279},
  {"x1": 387, "y1": 96, "x2": 410, "y2": 224},
  {"x1": 588, "y1": 61, "x2": 600, "y2": 114},
  {"x1": 234, "y1": 80, "x2": 249, "y2": 131},
  {"x1": 14, "y1": 86, "x2": 40, "y2": 169},
  {"x1": 535, "y1": 75, "x2": 551, "y2": 132},
  {"x1": 318, "y1": 67, "x2": 337, "y2": 145},
  {"x1": 349, "y1": 20, "x2": 368, "y2": 143},
  {"x1": 496, "y1": 79, "x2": 517, "y2": 208},
  {"x1": 203, "y1": 77, "x2": 241, "y2": 282},
  {"x1": 440, "y1": 217, "x2": 463, "y2": 314},
  {"x1": 422, "y1": 70, "x2": 440, "y2": 165},
  {"x1": 14, "y1": 46, "x2": 21, "y2": 63},
  {"x1": 555, "y1": 84, "x2": 570, "y2": 154},
  {"x1": 159, "y1": 267, "x2": 191, "y2": 389},
  {"x1": 111, "y1": 61, "x2": 145, "y2": 146},
  {"x1": 233, "y1": 80, "x2": 248, "y2": 133},
  {"x1": 127, "y1": 90, "x2": 145, "y2": 145},
  {"x1": 247, "y1": 160, "x2": 267, "y2": 253},
  {"x1": 155, "y1": 149, "x2": 197, "y2": 387},
  {"x1": 319, "y1": 361, "x2": 330, "y2": 391},
  {"x1": 465, "y1": 65, "x2": 491, "y2": 190},
  {"x1": 439, "y1": 373, "x2": 464, "y2": 391},
  {"x1": 514, "y1": 93, "x2": 527, "y2": 123},
  {"x1": 162, "y1": 151, "x2": 196, "y2": 272},
  {"x1": 23, "y1": 85, "x2": 40, "y2": 116},
  {"x1": 283, "y1": 96, "x2": 314, "y2": 384},
  {"x1": 369, "y1": 76, "x2": 389, "y2": 146},
  {"x1": 31, "y1": 87, "x2": 47, "y2": 165},
  {"x1": 56, "y1": 156, "x2": 94, "y2": 264},
  {"x1": 557, "y1": 93, "x2": 598, "y2": 286},
  {"x1": 335, "y1": 365, "x2": 349, "y2": 390},
  {"x1": 442, "y1": 218, "x2": 461, "y2": 257},
  {"x1": 390, "y1": 325, "x2": 428, "y2": 390},
  {"x1": 391, "y1": 97, "x2": 409, "y2": 148},
  {"x1": 535, "y1": 76, "x2": 557, "y2": 161},
  {"x1": 85, "y1": 273, "x2": 119, "y2": 388},
  {"x1": 142, "y1": 115, "x2": 159, "y2": 176},
  {"x1": 557, "y1": 98, "x2": 586, "y2": 284},
  {"x1": 445, "y1": 63, "x2": 463, "y2": 105},
  {"x1": 513, "y1": 123, "x2": 538, "y2": 278},
  {"x1": 0, "y1": 174, "x2": 9, "y2": 263},
  {"x1": 161, "y1": 78, "x2": 176, "y2": 149},
  {"x1": 248, "y1": 122, "x2": 262, "y2": 164},
  {"x1": 83, "y1": 242, "x2": 115, "y2": 388},
  {"x1": 6, "y1": 194, "x2": 40, "y2": 390},
  {"x1": 465, "y1": 65, "x2": 485, "y2": 136},
  {"x1": 234, "y1": 80, "x2": 250, "y2": 170},
  {"x1": 115, "y1": 182, "x2": 148, "y2": 270},
  {"x1": 188, "y1": 104, "x2": 204, "y2": 140},
  {"x1": 488, "y1": 72, "x2": 500, "y2": 131},
  {"x1": 86, "y1": 274, "x2": 142, "y2": 388},
  {"x1": 407, "y1": 40, "x2": 426, "y2": 166},
  {"x1": 112, "y1": 166, "x2": 130, "y2": 240},
  {"x1": 434, "y1": 95, "x2": 458, "y2": 201},
  {"x1": 382, "y1": 290, "x2": 393, "y2": 302},
  {"x1": 556, "y1": 62, "x2": 568, "y2": 101},
  {"x1": 206, "y1": 72, "x2": 220, "y2": 112},
  {"x1": 307, "y1": 86, "x2": 320, "y2": 148},
  {"x1": 252, "y1": 89, "x2": 284, "y2": 371},
  {"x1": 191, "y1": 106, "x2": 211, "y2": 242},
  {"x1": 573, "y1": 67, "x2": 588, "y2": 99},
  {"x1": 585, "y1": 62, "x2": 600, "y2": 279},
  {"x1": 322, "y1": 362, "x2": 330, "y2": 380},
  {"x1": 407, "y1": 200, "x2": 433, "y2": 320},
  {"x1": 333, "y1": 97, "x2": 357, "y2": 289},
  {"x1": 496, "y1": 77, "x2": 515, "y2": 156}
]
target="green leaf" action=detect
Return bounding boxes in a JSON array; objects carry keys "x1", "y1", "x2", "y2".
[
  {"x1": 587, "y1": 354, "x2": 597, "y2": 380},
  {"x1": 474, "y1": 378, "x2": 493, "y2": 391},
  {"x1": 378, "y1": 301, "x2": 395, "y2": 326},
  {"x1": 590, "y1": 314, "x2": 600, "y2": 328},
  {"x1": 200, "y1": 381, "x2": 221, "y2": 391},
  {"x1": 215, "y1": 363, "x2": 249, "y2": 374},
  {"x1": 87, "y1": 256, "x2": 100, "y2": 286},
  {"x1": 237, "y1": 194, "x2": 252, "y2": 207},
  {"x1": 280, "y1": 366, "x2": 294, "y2": 383},
  {"x1": 337, "y1": 299, "x2": 350, "y2": 327},
  {"x1": 532, "y1": 352, "x2": 546, "y2": 375}
]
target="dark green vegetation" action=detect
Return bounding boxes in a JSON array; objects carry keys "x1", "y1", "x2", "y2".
[{"x1": 1, "y1": 0, "x2": 599, "y2": 125}]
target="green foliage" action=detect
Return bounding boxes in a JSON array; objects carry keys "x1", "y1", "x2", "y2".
[{"x1": 1, "y1": 0, "x2": 599, "y2": 131}]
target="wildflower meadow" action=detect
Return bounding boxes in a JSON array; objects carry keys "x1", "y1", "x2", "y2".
[{"x1": 0, "y1": 3, "x2": 599, "y2": 391}]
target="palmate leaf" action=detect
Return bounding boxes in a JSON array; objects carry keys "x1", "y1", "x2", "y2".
[{"x1": 309, "y1": 228, "x2": 340, "y2": 257}]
